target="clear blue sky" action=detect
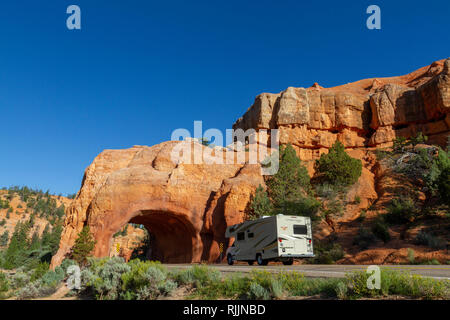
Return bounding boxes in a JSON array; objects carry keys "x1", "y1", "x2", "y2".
[{"x1": 0, "y1": 0, "x2": 448, "y2": 195}]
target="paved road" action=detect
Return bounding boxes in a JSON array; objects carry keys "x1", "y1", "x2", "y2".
[{"x1": 164, "y1": 264, "x2": 450, "y2": 280}]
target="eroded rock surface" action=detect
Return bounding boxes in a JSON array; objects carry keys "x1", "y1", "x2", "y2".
[
  {"x1": 51, "y1": 141, "x2": 264, "y2": 267},
  {"x1": 234, "y1": 58, "x2": 450, "y2": 159},
  {"x1": 52, "y1": 59, "x2": 450, "y2": 267}
]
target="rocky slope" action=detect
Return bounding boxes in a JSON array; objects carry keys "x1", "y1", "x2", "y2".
[
  {"x1": 51, "y1": 59, "x2": 450, "y2": 267},
  {"x1": 0, "y1": 190, "x2": 71, "y2": 248}
]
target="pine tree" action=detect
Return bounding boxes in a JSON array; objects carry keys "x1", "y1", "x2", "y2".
[
  {"x1": 265, "y1": 144, "x2": 319, "y2": 218},
  {"x1": 249, "y1": 185, "x2": 273, "y2": 219},
  {"x1": 266, "y1": 144, "x2": 312, "y2": 207},
  {"x1": 0, "y1": 230, "x2": 9, "y2": 247},
  {"x1": 71, "y1": 226, "x2": 96, "y2": 265},
  {"x1": 314, "y1": 141, "x2": 362, "y2": 187}
]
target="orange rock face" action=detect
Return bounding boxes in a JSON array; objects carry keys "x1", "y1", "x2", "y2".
[
  {"x1": 52, "y1": 59, "x2": 450, "y2": 267},
  {"x1": 51, "y1": 141, "x2": 264, "y2": 267},
  {"x1": 234, "y1": 58, "x2": 450, "y2": 158}
]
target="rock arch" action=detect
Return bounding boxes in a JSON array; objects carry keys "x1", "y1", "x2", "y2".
[{"x1": 51, "y1": 141, "x2": 265, "y2": 268}]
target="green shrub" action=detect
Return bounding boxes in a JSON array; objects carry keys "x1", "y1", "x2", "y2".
[
  {"x1": 81, "y1": 257, "x2": 131, "y2": 300},
  {"x1": 375, "y1": 149, "x2": 390, "y2": 160},
  {"x1": 120, "y1": 260, "x2": 175, "y2": 300},
  {"x1": 0, "y1": 231, "x2": 8, "y2": 247},
  {"x1": 175, "y1": 265, "x2": 220, "y2": 288},
  {"x1": 371, "y1": 220, "x2": 391, "y2": 243},
  {"x1": 249, "y1": 185, "x2": 273, "y2": 219},
  {"x1": 308, "y1": 242, "x2": 345, "y2": 264},
  {"x1": 353, "y1": 227, "x2": 375, "y2": 250},
  {"x1": 335, "y1": 281, "x2": 348, "y2": 299},
  {"x1": 354, "y1": 195, "x2": 361, "y2": 204},
  {"x1": 407, "y1": 248, "x2": 415, "y2": 264},
  {"x1": 10, "y1": 272, "x2": 30, "y2": 289},
  {"x1": 437, "y1": 166, "x2": 450, "y2": 205},
  {"x1": 0, "y1": 272, "x2": 9, "y2": 292},
  {"x1": 314, "y1": 141, "x2": 362, "y2": 186},
  {"x1": 249, "y1": 282, "x2": 270, "y2": 300},
  {"x1": 414, "y1": 231, "x2": 446, "y2": 249},
  {"x1": 345, "y1": 269, "x2": 449, "y2": 299},
  {"x1": 30, "y1": 262, "x2": 50, "y2": 282},
  {"x1": 385, "y1": 197, "x2": 416, "y2": 224},
  {"x1": 40, "y1": 267, "x2": 65, "y2": 288}
]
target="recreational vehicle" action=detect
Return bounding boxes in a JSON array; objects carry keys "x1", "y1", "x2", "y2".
[{"x1": 225, "y1": 214, "x2": 314, "y2": 265}]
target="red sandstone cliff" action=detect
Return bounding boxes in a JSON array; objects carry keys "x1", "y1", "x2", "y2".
[{"x1": 51, "y1": 58, "x2": 450, "y2": 267}]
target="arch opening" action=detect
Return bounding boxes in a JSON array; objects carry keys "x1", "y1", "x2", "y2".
[{"x1": 125, "y1": 210, "x2": 196, "y2": 263}]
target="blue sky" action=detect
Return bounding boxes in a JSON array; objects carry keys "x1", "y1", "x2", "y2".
[{"x1": 0, "y1": 0, "x2": 448, "y2": 195}]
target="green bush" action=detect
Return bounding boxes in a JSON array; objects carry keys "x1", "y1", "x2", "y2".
[
  {"x1": 30, "y1": 262, "x2": 50, "y2": 282},
  {"x1": 249, "y1": 185, "x2": 273, "y2": 219},
  {"x1": 345, "y1": 269, "x2": 449, "y2": 299},
  {"x1": 249, "y1": 282, "x2": 270, "y2": 300},
  {"x1": 0, "y1": 231, "x2": 8, "y2": 247},
  {"x1": 314, "y1": 141, "x2": 362, "y2": 187},
  {"x1": 309, "y1": 242, "x2": 345, "y2": 264},
  {"x1": 175, "y1": 264, "x2": 220, "y2": 288},
  {"x1": 353, "y1": 227, "x2": 376, "y2": 250},
  {"x1": 437, "y1": 166, "x2": 450, "y2": 205},
  {"x1": 371, "y1": 220, "x2": 391, "y2": 243},
  {"x1": 407, "y1": 248, "x2": 415, "y2": 264},
  {"x1": 81, "y1": 257, "x2": 131, "y2": 300},
  {"x1": 414, "y1": 231, "x2": 446, "y2": 250},
  {"x1": 10, "y1": 272, "x2": 30, "y2": 289},
  {"x1": 385, "y1": 197, "x2": 416, "y2": 224},
  {"x1": 0, "y1": 272, "x2": 9, "y2": 293},
  {"x1": 120, "y1": 260, "x2": 175, "y2": 300}
]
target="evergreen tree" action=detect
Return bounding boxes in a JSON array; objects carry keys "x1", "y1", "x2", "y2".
[
  {"x1": 0, "y1": 230, "x2": 9, "y2": 247},
  {"x1": 71, "y1": 226, "x2": 96, "y2": 265},
  {"x1": 314, "y1": 141, "x2": 362, "y2": 187},
  {"x1": 2, "y1": 221, "x2": 31, "y2": 269},
  {"x1": 266, "y1": 144, "x2": 312, "y2": 207},
  {"x1": 249, "y1": 185, "x2": 273, "y2": 219},
  {"x1": 265, "y1": 144, "x2": 319, "y2": 218}
]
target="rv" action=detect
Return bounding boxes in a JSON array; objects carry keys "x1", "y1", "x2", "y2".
[{"x1": 225, "y1": 214, "x2": 314, "y2": 265}]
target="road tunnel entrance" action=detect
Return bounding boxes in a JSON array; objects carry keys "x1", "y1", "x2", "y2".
[{"x1": 126, "y1": 210, "x2": 196, "y2": 263}]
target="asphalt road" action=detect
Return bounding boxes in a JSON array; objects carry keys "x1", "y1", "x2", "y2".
[{"x1": 164, "y1": 264, "x2": 450, "y2": 280}]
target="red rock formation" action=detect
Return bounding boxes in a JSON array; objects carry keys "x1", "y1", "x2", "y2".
[
  {"x1": 233, "y1": 58, "x2": 450, "y2": 159},
  {"x1": 52, "y1": 59, "x2": 450, "y2": 267},
  {"x1": 51, "y1": 141, "x2": 264, "y2": 267}
]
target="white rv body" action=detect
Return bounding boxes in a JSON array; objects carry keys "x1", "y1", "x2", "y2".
[{"x1": 225, "y1": 214, "x2": 314, "y2": 265}]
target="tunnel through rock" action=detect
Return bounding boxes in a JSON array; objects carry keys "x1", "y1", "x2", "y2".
[{"x1": 125, "y1": 210, "x2": 196, "y2": 263}]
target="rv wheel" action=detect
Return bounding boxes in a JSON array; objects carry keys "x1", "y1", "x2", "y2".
[
  {"x1": 247, "y1": 261, "x2": 254, "y2": 266},
  {"x1": 256, "y1": 254, "x2": 268, "y2": 266},
  {"x1": 227, "y1": 254, "x2": 234, "y2": 265},
  {"x1": 282, "y1": 258, "x2": 294, "y2": 265}
]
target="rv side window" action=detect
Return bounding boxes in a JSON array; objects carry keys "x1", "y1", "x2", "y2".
[
  {"x1": 237, "y1": 232, "x2": 245, "y2": 241},
  {"x1": 293, "y1": 224, "x2": 307, "y2": 235}
]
